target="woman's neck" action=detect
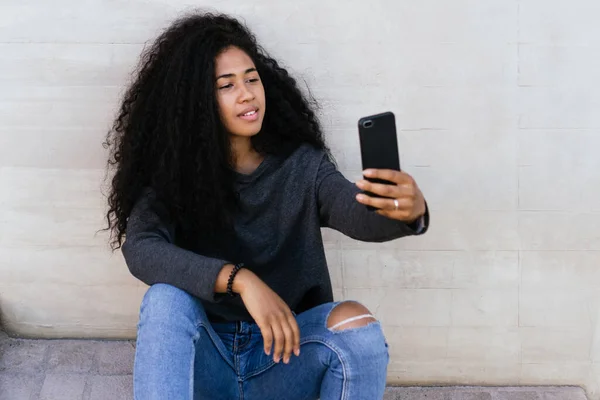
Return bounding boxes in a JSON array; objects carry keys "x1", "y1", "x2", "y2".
[{"x1": 230, "y1": 135, "x2": 264, "y2": 175}]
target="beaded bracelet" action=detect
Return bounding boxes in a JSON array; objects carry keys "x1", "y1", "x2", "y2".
[{"x1": 227, "y1": 263, "x2": 244, "y2": 297}]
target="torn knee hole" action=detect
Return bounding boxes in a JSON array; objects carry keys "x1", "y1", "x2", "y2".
[{"x1": 327, "y1": 302, "x2": 378, "y2": 331}]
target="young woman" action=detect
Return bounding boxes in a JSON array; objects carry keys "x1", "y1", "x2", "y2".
[{"x1": 104, "y1": 11, "x2": 429, "y2": 400}]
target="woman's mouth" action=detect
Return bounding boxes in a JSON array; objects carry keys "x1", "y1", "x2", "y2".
[{"x1": 239, "y1": 109, "x2": 259, "y2": 121}]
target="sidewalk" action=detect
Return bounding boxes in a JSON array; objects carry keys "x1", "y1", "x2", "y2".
[{"x1": 0, "y1": 330, "x2": 588, "y2": 400}]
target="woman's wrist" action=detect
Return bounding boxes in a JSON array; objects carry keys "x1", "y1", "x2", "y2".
[
  {"x1": 218, "y1": 263, "x2": 254, "y2": 295},
  {"x1": 232, "y1": 267, "x2": 254, "y2": 295}
]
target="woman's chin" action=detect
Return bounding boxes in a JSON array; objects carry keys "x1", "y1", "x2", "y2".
[{"x1": 230, "y1": 127, "x2": 262, "y2": 138}]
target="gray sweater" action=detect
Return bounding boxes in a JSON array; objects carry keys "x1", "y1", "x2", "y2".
[{"x1": 122, "y1": 144, "x2": 429, "y2": 322}]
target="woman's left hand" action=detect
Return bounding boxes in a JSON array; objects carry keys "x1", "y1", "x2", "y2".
[{"x1": 355, "y1": 169, "x2": 426, "y2": 223}]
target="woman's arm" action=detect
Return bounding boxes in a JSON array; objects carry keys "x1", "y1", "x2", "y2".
[
  {"x1": 316, "y1": 155, "x2": 429, "y2": 242},
  {"x1": 121, "y1": 189, "x2": 239, "y2": 302}
]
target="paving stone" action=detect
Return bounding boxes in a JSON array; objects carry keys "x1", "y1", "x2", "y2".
[
  {"x1": 46, "y1": 340, "x2": 96, "y2": 374},
  {"x1": 497, "y1": 391, "x2": 541, "y2": 400},
  {"x1": 451, "y1": 392, "x2": 492, "y2": 400},
  {"x1": 384, "y1": 387, "x2": 452, "y2": 400},
  {"x1": 96, "y1": 341, "x2": 135, "y2": 375},
  {"x1": 89, "y1": 375, "x2": 133, "y2": 400},
  {"x1": 39, "y1": 374, "x2": 86, "y2": 400},
  {"x1": 0, "y1": 373, "x2": 41, "y2": 400},
  {"x1": 0, "y1": 340, "x2": 48, "y2": 372},
  {"x1": 542, "y1": 388, "x2": 588, "y2": 400},
  {"x1": 383, "y1": 387, "x2": 589, "y2": 400}
]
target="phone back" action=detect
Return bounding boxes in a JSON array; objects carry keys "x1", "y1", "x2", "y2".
[{"x1": 358, "y1": 111, "x2": 400, "y2": 174}]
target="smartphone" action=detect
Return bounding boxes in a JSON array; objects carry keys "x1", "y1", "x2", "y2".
[{"x1": 358, "y1": 111, "x2": 401, "y2": 211}]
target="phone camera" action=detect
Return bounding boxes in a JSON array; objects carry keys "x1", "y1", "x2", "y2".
[{"x1": 363, "y1": 120, "x2": 373, "y2": 128}]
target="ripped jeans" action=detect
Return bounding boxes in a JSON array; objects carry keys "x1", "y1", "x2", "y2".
[{"x1": 133, "y1": 284, "x2": 390, "y2": 400}]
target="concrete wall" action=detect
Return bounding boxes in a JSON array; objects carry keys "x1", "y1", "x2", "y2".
[{"x1": 2, "y1": 0, "x2": 600, "y2": 397}]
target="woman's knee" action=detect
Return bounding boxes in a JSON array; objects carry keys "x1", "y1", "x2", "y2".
[
  {"x1": 139, "y1": 283, "x2": 207, "y2": 328},
  {"x1": 326, "y1": 300, "x2": 378, "y2": 331},
  {"x1": 323, "y1": 301, "x2": 389, "y2": 366}
]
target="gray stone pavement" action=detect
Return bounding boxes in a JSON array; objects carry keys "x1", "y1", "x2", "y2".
[{"x1": 0, "y1": 329, "x2": 589, "y2": 400}]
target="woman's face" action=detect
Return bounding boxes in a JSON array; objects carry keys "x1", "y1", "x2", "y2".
[{"x1": 215, "y1": 46, "x2": 266, "y2": 138}]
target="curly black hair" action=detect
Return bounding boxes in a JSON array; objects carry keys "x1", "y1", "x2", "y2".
[{"x1": 103, "y1": 11, "x2": 331, "y2": 250}]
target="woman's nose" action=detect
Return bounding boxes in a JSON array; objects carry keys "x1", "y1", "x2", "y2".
[{"x1": 239, "y1": 84, "x2": 255, "y2": 102}]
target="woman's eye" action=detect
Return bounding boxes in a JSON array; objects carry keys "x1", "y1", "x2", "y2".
[
  {"x1": 247, "y1": 78, "x2": 259, "y2": 83},
  {"x1": 219, "y1": 84, "x2": 233, "y2": 90}
]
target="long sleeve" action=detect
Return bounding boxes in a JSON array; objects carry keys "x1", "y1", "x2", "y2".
[
  {"x1": 121, "y1": 188, "x2": 230, "y2": 302},
  {"x1": 316, "y1": 155, "x2": 429, "y2": 242}
]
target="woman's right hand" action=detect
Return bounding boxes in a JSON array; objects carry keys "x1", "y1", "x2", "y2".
[{"x1": 236, "y1": 269, "x2": 301, "y2": 364}]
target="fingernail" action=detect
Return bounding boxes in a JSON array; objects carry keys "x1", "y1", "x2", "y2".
[
  {"x1": 356, "y1": 194, "x2": 366, "y2": 201},
  {"x1": 295, "y1": 349, "x2": 300, "y2": 356},
  {"x1": 363, "y1": 169, "x2": 374, "y2": 176},
  {"x1": 356, "y1": 180, "x2": 366, "y2": 188}
]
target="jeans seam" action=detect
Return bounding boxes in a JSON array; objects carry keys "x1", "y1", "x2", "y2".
[
  {"x1": 237, "y1": 332, "x2": 252, "y2": 349},
  {"x1": 242, "y1": 359, "x2": 275, "y2": 381},
  {"x1": 197, "y1": 322, "x2": 236, "y2": 372},
  {"x1": 238, "y1": 380, "x2": 244, "y2": 400},
  {"x1": 190, "y1": 332, "x2": 200, "y2": 400},
  {"x1": 300, "y1": 338, "x2": 349, "y2": 400},
  {"x1": 233, "y1": 329, "x2": 239, "y2": 374}
]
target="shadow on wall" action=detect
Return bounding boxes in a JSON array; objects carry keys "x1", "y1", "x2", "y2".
[{"x1": 0, "y1": 309, "x2": 6, "y2": 339}]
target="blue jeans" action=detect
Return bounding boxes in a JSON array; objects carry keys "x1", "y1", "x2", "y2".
[{"x1": 133, "y1": 283, "x2": 389, "y2": 400}]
